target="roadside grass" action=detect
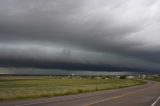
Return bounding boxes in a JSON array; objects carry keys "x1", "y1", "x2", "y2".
[
  {"x1": 148, "y1": 78, "x2": 160, "y2": 82},
  {"x1": 0, "y1": 77, "x2": 146, "y2": 101}
]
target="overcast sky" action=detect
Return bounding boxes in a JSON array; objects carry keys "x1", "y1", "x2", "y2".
[{"x1": 0, "y1": 0, "x2": 160, "y2": 74}]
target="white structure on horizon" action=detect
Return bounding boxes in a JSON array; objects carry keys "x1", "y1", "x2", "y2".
[{"x1": 126, "y1": 76, "x2": 135, "y2": 79}]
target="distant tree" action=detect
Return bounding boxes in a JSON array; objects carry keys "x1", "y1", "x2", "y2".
[{"x1": 120, "y1": 75, "x2": 126, "y2": 79}]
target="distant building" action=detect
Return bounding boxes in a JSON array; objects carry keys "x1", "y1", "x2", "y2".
[
  {"x1": 96, "y1": 77, "x2": 101, "y2": 79},
  {"x1": 126, "y1": 76, "x2": 135, "y2": 79},
  {"x1": 141, "y1": 75, "x2": 146, "y2": 79},
  {"x1": 116, "y1": 75, "x2": 120, "y2": 79},
  {"x1": 105, "y1": 77, "x2": 109, "y2": 80},
  {"x1": 71, "y1": 73, "x2": 75, "y2": 76}
]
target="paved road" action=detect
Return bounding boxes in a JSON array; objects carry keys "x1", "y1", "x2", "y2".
[{"x1": 0, "y1": 81, "x2": 160, "y2": 106}]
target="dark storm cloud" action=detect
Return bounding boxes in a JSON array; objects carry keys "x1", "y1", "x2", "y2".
[{"x1": 0, "y1": 0, "x2": 160, "y2": 73}]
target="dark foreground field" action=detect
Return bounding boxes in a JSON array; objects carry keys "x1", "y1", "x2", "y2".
[{"x1": 0, "y1": 76, "x2": 146, "y2": 101}]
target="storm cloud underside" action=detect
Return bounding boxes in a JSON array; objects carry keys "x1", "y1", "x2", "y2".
[{"x1": 0, "y1": 0, "x2": 160, "y2": 73}]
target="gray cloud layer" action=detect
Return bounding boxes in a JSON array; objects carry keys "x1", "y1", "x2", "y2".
[{"x1": 0, "y1": 0, "x2": 160, "y2": 73}]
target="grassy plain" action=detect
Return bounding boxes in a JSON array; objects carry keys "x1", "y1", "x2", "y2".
[
  {"x1": 149, "y1": 77, "x2": 160, "y2": 82},
  {"x1": 0, "y1": 76, "x2": 146, "y2": 101}
]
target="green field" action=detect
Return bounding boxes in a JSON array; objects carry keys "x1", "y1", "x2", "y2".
[
  {"x1": 149, "y1": 78, "x2": 160, "y2": 82},
  {"x1": 0, "y1": 77, "x2": 146, "y2": 101},
  {"x1": 145, "y1": 76, "x2": 160, "y2": 82}
]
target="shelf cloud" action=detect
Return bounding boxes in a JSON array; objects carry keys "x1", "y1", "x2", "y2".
[{"x1": 0, "y1": 0, "x2": 160, "y2": 73}]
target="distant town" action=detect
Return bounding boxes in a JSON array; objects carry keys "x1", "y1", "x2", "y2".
[{"x1": 0, "y1": 73, "x2": 159, "y2": 80}]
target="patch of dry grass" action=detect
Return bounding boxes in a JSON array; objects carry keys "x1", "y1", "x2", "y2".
[{"x1": 0, "y1": 77, "x2": 146, "y2": 101}]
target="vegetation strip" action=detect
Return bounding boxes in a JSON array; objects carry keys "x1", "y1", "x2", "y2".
[{"x1": 0, "y1": 76, "x2": 146, "y2": 101}]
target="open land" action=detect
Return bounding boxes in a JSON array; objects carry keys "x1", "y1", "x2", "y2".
[{"x1": 0, "y1": 76, "x2": 146, "y2": 101}]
